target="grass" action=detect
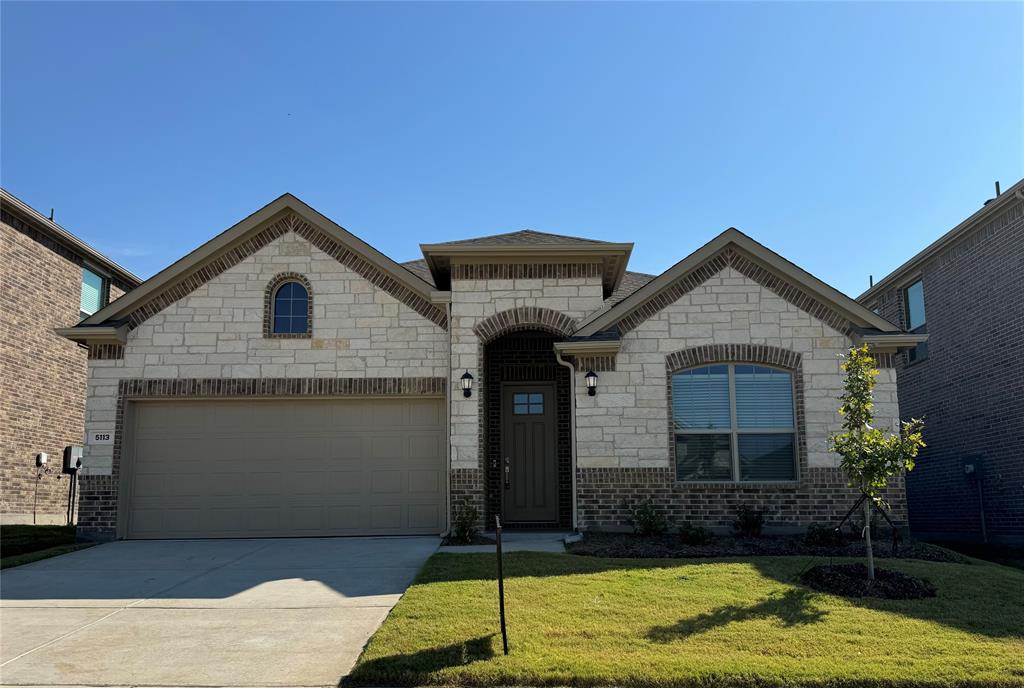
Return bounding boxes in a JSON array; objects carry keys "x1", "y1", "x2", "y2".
[
  {"x1": 0, "y1": 524, "x2": 92, "y2": 569},
  {"x1": 1, "y1": 543, "x2": 94, "y2": 569},
  {"x1": 349, "y1": 552, "x2": 1024, "y2": 688}
]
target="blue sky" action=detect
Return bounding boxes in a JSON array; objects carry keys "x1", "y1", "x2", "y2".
[{"x1": 2, "y1": 2, "x2": 1021, "y2": 296}]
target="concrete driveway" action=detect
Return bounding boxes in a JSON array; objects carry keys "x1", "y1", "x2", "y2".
[{"x1": 0, "y1": 537, "x2": 439, "y2": 687}]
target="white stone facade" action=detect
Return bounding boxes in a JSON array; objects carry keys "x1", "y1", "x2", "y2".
[
  {"x1": 573, "y1": 266, "x2": 899, "y2": 470},
  {"x1": 82, "y1": 231, "x2": 447, "y2": 476},
  {"x1": 448, "y1": 264, "x2": 605, "y2": 470}
]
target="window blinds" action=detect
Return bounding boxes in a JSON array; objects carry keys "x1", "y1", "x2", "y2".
[
  {"x1": 80, "y1": 268, "x2": 104, "y2": 317},
  {"x1": 671, "y1": 365, "x2": 730, "y2": 429},
  {"x1": 734, "y1": 365, "x2": 793, "y2": 428}
]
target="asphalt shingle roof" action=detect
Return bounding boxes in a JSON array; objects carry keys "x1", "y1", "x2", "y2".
[{"x1": 425, "y1": 229, "x2": 615, "y2": 247}]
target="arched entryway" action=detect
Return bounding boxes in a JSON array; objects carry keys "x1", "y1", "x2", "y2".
[{"x1": 483, "y1": 330, "x2": 572, "y2": 529}]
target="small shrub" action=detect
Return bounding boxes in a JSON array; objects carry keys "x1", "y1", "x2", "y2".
[
  {"x1": 677, "y1": 522, "x2": 715, "y2": 546},
  {"x1": 449, "y1": 499, "x2": 480, "y2": 545},
  {"x1": 732, "y1": 505, "x2": 764, "y2": 537},
  {"x1": 626, "y1": 499, "x2": 670, "y2": 537},
  {"x1": 805, "y1": 522, "x2": 845, "y2": 547}
]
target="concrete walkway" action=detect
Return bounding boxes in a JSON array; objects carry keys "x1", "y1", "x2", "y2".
[
  {"x1": 438, "y1": 530, "x2": 572, "y2": 553},
  {"x1": 0, "y1": 536, "x2": 439, "y2": 687}
]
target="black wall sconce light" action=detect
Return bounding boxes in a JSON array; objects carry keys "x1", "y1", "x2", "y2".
[
  {"x1": 461, "y1": 370, "x2": 474, "y2": 398},
  {"x1": 585, "y1": 370, "x2": 598, "y2": 396}
]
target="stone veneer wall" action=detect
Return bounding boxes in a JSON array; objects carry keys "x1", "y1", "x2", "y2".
[
  {"x1": 573, "y1": 265, "x2": 905, "y2": 530},
  {"x1": 448, "y1": 262, "x2": 605, "y2": 526},
  {"x1": 81, "y1": 230, "x2": 447, "y2": 478},
  {"x1": 78, "y1": 229, "x2": 448, "y2": 536}
]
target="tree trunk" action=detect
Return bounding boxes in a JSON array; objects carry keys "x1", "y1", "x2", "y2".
[{"x1": 863, "y1": 499, "x2": 875, "y2": 581}]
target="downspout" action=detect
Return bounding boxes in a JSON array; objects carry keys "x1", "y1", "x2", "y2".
[
  {"x1": 445, "y1": 300, "x2": 453, "y2": 537},
  {"x1": 554, "y1": 350, "x2": 579, "y2": 532}
]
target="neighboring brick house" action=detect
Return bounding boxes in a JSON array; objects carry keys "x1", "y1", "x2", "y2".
[
  {"x1": 1, "y1": 189, "x2": 141, "y2": 525},
  {"x1": 859, "y1": 179, "x2": 1024, "y2": 546},
  {"x1": 60, "y1": 193, "x2": 921, "y2": 541}
]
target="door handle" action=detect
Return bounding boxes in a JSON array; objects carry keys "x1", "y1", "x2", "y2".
[{"x1": 504, "y1": 457, "x2": 510, "y2": 489}]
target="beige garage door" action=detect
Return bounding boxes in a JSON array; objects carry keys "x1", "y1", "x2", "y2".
[{"x1": 124, "y1": 398, "x2": 446, "y2": 539}]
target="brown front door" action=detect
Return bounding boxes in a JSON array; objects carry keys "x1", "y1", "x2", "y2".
[{"x1": 501, "y1": 384, "x2": 558, "y2": 523}]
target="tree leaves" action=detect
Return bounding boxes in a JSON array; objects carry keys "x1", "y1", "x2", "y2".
[{"x1": 828, "y1": 345, "x2": 925, "y2": 505}]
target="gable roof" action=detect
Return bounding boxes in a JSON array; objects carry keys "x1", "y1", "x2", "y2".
[
  {"x1": 419, "y1": 231, "x2": 633, "y2": 296},
  {"x1": 401, "y1": 256, "x2": 655, "y2": 304},
  {"x1": 428, "y1": 229, "x2": 616, "y2": 247},
  {"x1": 574, "y1": 228, "x2": 901, "y2": 337},
  {"x1": 69, "y1": 194, "x2": 444, "y2": 337},
  {"x1": 858, "y1": 178, "x2": 1024, "y2": 303},
  {"x1": 1, "y1": 187, "x2": 142, "y2": 289}
]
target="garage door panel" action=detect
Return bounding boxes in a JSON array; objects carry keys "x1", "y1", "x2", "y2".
[
  {"x1": 325, "y1": 470, "x2": 364, "y2": 494},
  {"x1": 407, "y1": 469, "x2": 441, "y2": 494},
  {"x1": 126, "y1": 398, "x2": 445, "y2": 538},
  {"x1": 409, "y1": 504, "x2": 442, "y2": 530},
  {"x1": 370, "y1": 470, "x2": 405, "y2": 494}
]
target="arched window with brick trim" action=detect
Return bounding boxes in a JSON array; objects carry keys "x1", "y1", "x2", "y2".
[{"x1": 264, "y1": 273, "x2": 313, "y2": 338}]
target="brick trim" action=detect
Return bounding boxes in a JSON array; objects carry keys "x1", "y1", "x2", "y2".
[
  {"x1": 87, "y1": 344, "x2": 124, "y2": 360},
  {"x1": 124, "y1": 212, "x2": 447, "y2": 331},
  {"x1": 666, "y1": 343, "x2": 802, "y2": 373},
  {"x1": 453, "y1": 262, "x2": 602, "y2": 281},
  {"x1": 263, "y1": 272, "x2": 313, "y2": 339},
  {"x1": 473, "y1": 306, "x2": 576, "y2": 344},
  {"x1": 665, "y1": 343, "x2": 807, "y2": 484},
  {"x1": 616, "y1": 247, "x2": 853, "y2": 336},
  {"x1": 116, "y1": 376, "x2": 446, "y2": 398},
  {"x1": 76, "y1": 376, "x2": 447, "y2": 537},
  {"x1": 574, "y1": 354, "x2": 616, "y2": 372}
]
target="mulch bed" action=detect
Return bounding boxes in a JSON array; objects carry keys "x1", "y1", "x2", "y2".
[
  {"x1": 800, "y1": 563, "x2": 937, "y2": 599},
  {"x1": 566, "y1": 531, "x2": 970, "y2": 564},
  {"x1": 441, "y1": 533, "x2": 496, "y2": 546}
]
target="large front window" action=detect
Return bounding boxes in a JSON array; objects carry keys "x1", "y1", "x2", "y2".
[{"x1": 672, "y1": 364, "x2": 797, "y2": 482}]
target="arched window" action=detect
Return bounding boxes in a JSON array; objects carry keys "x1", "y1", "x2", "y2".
[
  {"x1": 272, "y1": 281, "x2": 310, "y2": 335},
  {"x1": 671, "y1": 364, "x2": 796, "y2": 482}
]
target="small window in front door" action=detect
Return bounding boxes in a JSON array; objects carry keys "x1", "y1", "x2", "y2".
[{"x1": 513, "y1": 393, "x2": 544, "y2": 415}]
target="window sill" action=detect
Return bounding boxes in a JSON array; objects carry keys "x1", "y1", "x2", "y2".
[
  {"x1": 675, "y1": 480, "x2": 801, "y2": 488},
  {"x1": 265, "y1": 332, "x2": 312, "y2": 339}
]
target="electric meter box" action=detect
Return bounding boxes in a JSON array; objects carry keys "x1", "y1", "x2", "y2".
[{"x1": 63, "y1": 445, "x2": 83, "y2": 474}]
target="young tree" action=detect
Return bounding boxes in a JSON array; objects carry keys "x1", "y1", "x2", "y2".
[{"x1": 829, "y1": 345, "x2": 925, "y2": 580}]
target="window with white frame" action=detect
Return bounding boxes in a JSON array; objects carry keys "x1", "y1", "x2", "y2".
[{"x1": 671, "y1": 364, "x2": 797, "y2": 482}]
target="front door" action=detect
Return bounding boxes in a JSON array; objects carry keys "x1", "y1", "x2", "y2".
[{"x1": 501, "y1": 384, "x2": 558, "y2": 523}]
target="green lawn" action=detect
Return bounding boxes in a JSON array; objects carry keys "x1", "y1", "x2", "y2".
[
  {"x1": 0, "y1": 525, "x2": 92, "y2": 569},
  {"x1": 349, "y1": 552, "x2": 1024, "y2": 688}
]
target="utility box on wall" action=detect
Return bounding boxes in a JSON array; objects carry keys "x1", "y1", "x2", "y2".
[{"x1": 63, "y1": 445, "x2": 83, "y2": 474}]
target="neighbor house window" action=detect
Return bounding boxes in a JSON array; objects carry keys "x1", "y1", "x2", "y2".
[
  {"x1": 904, "y1": 279, "x2": 927, "y2": 363},
  {"x1": 80, "y1": 267, "x2": 106, "y2": 320},
  {"x1": 672, "y1": 364, "x2": 797, "y2": 482},
  {"x1": 272, "y1": 281, "x2": 310, "y2": 334}
]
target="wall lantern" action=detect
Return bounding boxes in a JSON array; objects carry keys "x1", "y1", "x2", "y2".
[
  {"x1": 585, "y1": 370, "x2": 598, "y2": 396},
  {"x1": 461, "y1": 370, "x2": 474, "y2": 398}
]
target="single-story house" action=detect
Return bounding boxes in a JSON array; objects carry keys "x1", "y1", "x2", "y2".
[{"x1": 60, "y1": 194, "x2": 922, "y2": 541}]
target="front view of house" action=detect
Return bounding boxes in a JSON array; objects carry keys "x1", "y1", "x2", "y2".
[{"x1": 61, "y1": 195, "x2": 921, "y2": 541}]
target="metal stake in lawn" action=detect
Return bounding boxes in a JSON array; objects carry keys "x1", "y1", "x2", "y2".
[{"x1": 495, "y1": 515, "x2": 509, "y2": 655}]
